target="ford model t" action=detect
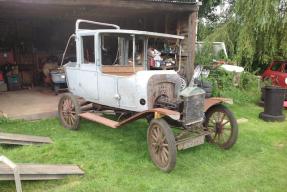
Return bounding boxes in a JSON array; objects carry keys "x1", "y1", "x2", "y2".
[{"x1": 58, "y1": 20, "x2": 238, "y2": 172}]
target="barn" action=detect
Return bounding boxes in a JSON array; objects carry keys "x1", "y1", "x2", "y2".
[{"x1": 0, "y1": 0, "x2": 200, "y2": 119}]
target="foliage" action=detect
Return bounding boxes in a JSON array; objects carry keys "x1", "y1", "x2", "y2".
[
  {"x1": 199, "y1": 0, "x2": 287, "y2": 71},
  {"x1": 198, "y1": 0, "x2": 222, "y2": 22},
  {"x1": 195, "y1": 41, "x2": 227, "y2": 66},
  {"x1": 207, "y1": 69, "x2": 260, "y2": 104}
]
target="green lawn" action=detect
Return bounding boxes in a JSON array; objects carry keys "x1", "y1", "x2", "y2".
[{"x1": 0, "y1": 104, "x2": 286, "y2": 192}]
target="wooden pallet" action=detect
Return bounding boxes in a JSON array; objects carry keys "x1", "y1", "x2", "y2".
[
  {"x1": 0, "y1": 132, "x2": 53, "y2": 145},
  {"x1": 0, "y1": 163, "x2": 84, "y2": 181}
]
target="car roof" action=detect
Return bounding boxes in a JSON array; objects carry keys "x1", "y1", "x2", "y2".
[{"x1": 76, "y1": 29, "x2": 184, "y2": 40}]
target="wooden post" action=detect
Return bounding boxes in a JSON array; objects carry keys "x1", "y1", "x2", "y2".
[{"x1": 186, "y1": 11, "x2": 198, "y2": 85}]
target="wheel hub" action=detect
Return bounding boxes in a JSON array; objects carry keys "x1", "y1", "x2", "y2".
[{"x1": 215, "y1": 123, "x2": 223, "y2": 134}]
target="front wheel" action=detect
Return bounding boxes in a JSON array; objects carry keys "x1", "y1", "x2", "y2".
[
  {"x1": 204, "y1": 104, "x2": 238, "y2": 149},
  {"x1": 147, "y1": 119, "x2": 177, "y2": 172}
]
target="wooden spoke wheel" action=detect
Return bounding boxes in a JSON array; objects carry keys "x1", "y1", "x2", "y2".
[
  {"x1": 204, "y1": 104, "x2": 238, "y2": 149},
  {"x1": 147, "y1": 119, "x2": 176, "y2": 172},
  {"x1": 58, "y1": 93, "x2": 81, "y2": 130}
]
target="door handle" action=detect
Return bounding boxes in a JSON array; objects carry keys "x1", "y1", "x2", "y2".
[{"x1": 114, "y1": 94, "x2": 121, "y2": 100}]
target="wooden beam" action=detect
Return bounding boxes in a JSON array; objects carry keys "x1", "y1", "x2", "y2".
[{"x1": 186, "y1": 11, "x2": 198, "y2": 84}]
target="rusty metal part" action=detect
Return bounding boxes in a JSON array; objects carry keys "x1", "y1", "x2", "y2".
[
  {"x1": 79, "y1": 112, "x2": 118, "y2": 128},
  {"x1": 147, "y1": 74, "x2": 181, "y2": 109},
  {"x1": 176, "y1": 130, "x2": 208, "y2": 150},
  {"x1": 204, "y1": 97, "x2": 233, "y2": 112},
  {"x1": 79, "y1": 108, "x2": 180, "y2": 129}
]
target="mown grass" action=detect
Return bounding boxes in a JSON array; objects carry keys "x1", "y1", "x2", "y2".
[{"x1": 0, "y1": 104, "x2": 286, "y2": 192}]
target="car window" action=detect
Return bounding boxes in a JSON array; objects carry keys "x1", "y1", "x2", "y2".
[
  {"x1": 270, "y1": 62, "x2": 282, "y2": 71},
  {"x1": 285, "y1": 64, "x2": 287, "y2": 73},
  {"x1": 82, "y1": 36, "x2": 95, "y2": 64},
  {"x1": 101, "y1": 34, "x2": 144, "y2": 66}
]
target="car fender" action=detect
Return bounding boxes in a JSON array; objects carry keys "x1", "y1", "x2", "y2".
[{"x1": 204, "y1": 97, "x2": 233, "y2": 112}]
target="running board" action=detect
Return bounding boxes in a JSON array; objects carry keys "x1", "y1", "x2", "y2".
[
  {"x1": 0, "y1": 132, "x2": 53, "y2": 145},
  {"x1": 79, "y1": 108, "x2": 180, "y2": 129},
  {"x1": 79, "y1": 112, "x2": 118, "y2": 128}
]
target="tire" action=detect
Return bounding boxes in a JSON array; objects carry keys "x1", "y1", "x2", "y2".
[
  {"x1": 204, "y1": 104, "x2": 238, "y2": 149},
  {"x1": 147, "y1": 118, "x2": 177, "y2": 172},
  {"x1": 58, "y1": 93, "x2": 81, "y2": 130}
]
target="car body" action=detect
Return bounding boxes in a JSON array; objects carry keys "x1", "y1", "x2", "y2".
[
  {"x1": 65, "y1": 22, "x2": 184, "y2": 112},
  {"x1": 262, "y1": 61, "x2": 287, "y2": 88}
]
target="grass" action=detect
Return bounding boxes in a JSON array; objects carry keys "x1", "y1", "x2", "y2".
[{"x1": 0, "y1": 104, "x2": 286, "y2": 192}]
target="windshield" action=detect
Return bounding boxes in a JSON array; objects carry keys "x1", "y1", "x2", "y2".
[{"x1": 100, "y1": 33, "x2": 182, "y2": 71}]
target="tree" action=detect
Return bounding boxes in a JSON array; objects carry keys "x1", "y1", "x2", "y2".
[{"x1": 203, "y1": 0, "x2": 287, "y2": 71}]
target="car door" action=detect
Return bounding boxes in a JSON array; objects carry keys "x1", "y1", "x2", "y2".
[
  {"x1": 98, "y1": 73, "x2": 119, "y2": 108},
  {"x1": 77, "y1": 35, "x2": 99, "y2": 100},
  {"x1": 118, "y1": 75, "x2": 137, "y2": 109}
]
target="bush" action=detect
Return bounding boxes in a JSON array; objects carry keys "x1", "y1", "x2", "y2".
[{"x1": 207, "y1": 69, "x2": 260, "y2": 104}]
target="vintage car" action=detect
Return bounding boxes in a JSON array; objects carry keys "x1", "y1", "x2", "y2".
[
  {"x1": 262, "y1": 60, "x2": 287, "y2": 88},
  {"x1": 58, "y1": 20, "x2": 238, "y2": 172}
]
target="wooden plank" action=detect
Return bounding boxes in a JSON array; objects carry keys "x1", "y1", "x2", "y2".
[
  {"x1": 0, "y1": 164, "x2": 84, "y2": 181},
  {"x1": 0, "y1": 132, "x2": 53, "y2": 145}
]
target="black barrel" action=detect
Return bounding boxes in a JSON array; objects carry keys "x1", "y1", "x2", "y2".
[{"x1": 259, "y1": 86, "x2": 286, "y2": 121}]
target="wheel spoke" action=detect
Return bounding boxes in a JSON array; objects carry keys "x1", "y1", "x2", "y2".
[
  {"x1": 222, "y1": 120, "x2": 230, "y2": 127},
  {"x1": 162, "y1": 149, "x2": 168, "y2": 163},
  {"x1": 217, "y1": 133, "x2": 221, "y2": 143},
  {"x1": 152, "y1": 142, "x2": 157, "y2": 146},
  {"x1": 163, "y1": 147, "x2": 169, "y2": 156},
  {"x1": 153, "y1": 127, "x2": 158, "y2": 137},
  {"x1": 220, "y1": 113, "x2": 226, "y2": 124},
  {"x1": 151, "y1": 134, "x2": 157, "y2": 142}
]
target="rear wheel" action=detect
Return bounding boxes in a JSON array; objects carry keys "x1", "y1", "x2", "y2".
[
  {"x1": 58, "y1": 93, "x2": 81, "y2": 130},
  {"x1": 147, "y1": 119, "x2": 176, "y2": 172},
  {"x1": 204, "y1": 104, "x2": 238, "y2": 149}
]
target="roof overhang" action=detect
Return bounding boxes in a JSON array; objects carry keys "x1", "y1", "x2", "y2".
[{"x1": 0, "y1": 0, "x2": 200, "y2": 20}]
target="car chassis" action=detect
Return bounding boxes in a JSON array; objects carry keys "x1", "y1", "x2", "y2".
[{"x1": 58, "y1": 20, "x2": 238, "y2": 172}]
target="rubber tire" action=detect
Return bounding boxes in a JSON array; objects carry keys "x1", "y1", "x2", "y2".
[
  {"x1": 204, "y1": 104, "x2": 238, "y2": 149},
  {"x1": 147, "y1": 118, "x2": 177, "y2": 172},
  {"x1": 58, "y1": 93, "x2": 81, "y2": 130}
]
